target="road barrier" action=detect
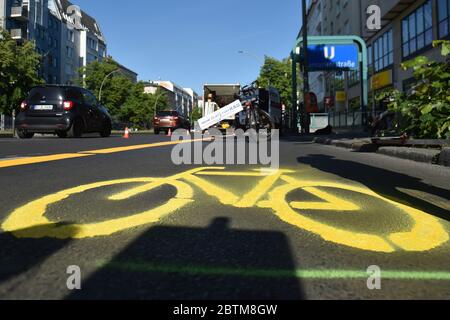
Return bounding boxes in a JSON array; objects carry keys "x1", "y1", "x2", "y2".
[{"x1": 0, "y1": 114, "x2": 13, "y2": 131}]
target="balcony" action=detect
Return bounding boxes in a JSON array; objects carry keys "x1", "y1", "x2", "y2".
[
  {"x1": 10, "y1": 6, "x2": 29, "y2": 21},
  {"x1": 10, "y1": 29, "x2": 27, "y2": 41}
]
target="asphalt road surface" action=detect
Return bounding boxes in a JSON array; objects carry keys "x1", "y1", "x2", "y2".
[{"x1": 0, "y1": 133, "x2": 449, "y2": 300}]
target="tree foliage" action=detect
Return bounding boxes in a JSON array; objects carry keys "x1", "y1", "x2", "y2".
[
  {"x1": 120, "y1": 83, "x2": 169, "y2": 129},
  {"x1": 190, "y1": 105, "x2": 202, "y2": 125},
  {"x1": 0, "y1": 29, "x2": 44, "y2": 114},
  {"x1": 257, "y1": 57, "x2": 296, "y2": 110},
  {"x1": 77, "y1": 57, "x2": 132, "y2": 117},
  {"x1": 376, "y1": 41, "x2": 450, "y2": 139},
  {"x1": 79, "y1": 57, "x2": 168, "y2": 129}
]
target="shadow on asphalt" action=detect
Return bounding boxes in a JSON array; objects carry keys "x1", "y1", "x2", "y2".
[
  {"x1": 298, "y1": 154, "x2": 450, "y2": 223},
  {"x1": 67, "y1": 217, "x2": 304, "y2": 300},
  {"x1": 0, "y1": 225, "x2": 78, "y2": 284}
]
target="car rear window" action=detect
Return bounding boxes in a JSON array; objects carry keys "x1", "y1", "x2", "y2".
[
  {"x1": 157, "y1": 111, "x2": 178, "y2": 117},
  {"x1": 28, "y1": 87, "x2": 66, "y2": 101}
]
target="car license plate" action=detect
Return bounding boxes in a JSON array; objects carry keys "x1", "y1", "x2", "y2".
[{"x1": 33, "y1": 105, "x2": 53, "y2": 111}]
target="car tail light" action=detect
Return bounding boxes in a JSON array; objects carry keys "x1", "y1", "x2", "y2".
[
  {"x1": 20, "y1": 101, "x2": 27, "y2": 110},
  {"x1": 172, "y1": 116, "x2": 179, "y2": 121},
  {"x1": 63, "y1": 101, "x2": 74, "y2": 110}
]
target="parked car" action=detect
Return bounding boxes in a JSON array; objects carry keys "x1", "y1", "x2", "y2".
[
  {"x1": 15, "y1": 85, "x2": 112, "y2": 139},
  {"x1": 153, "y1": 111, "x2": 190, "y2": 134}
]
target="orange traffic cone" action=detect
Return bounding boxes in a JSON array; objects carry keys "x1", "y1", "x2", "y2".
[
  {"x1": 123, "y1": 127, "x2": 130, "y2": 139},
  {"x1": 167, "y1": 128, "x2": 172, "y2": 137}
]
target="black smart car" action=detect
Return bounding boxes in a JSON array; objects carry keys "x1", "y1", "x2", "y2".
[{"x1": 15, "y1": 85, "x2": 112, "y2": 139}]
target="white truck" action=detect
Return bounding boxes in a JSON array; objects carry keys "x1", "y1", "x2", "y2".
[
  {"x1": 203, "y1": 84, "x2": 241, "y2": 130},
  {"x1": 202, "y1": 83, "x2": 283, "y2": 131}
]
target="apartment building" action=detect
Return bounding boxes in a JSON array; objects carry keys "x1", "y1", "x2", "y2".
[
  {"x1": 183, "y1": 88, "x2": 199, "y2": 116},
  {"x1": 361, "y1": 0, "x2": 449, "y2": 111},
  {"x1": 144, "y1": 81, "x2": 194, "y2": 118},
  {"x1": 116, "y1": 63, "x2": 138, "y2": 84},
  {"x1": 1, "y1": 0, "x2": 107, "y2": 84},
  {"x1": 300, "y1": 0, "x2": 449, "y2": 112}
]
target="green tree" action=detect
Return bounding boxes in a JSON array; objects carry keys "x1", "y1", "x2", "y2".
[
  {"x1": 257, "y1": 56, "x2": 298, "y2": 110},
  {"x1": 77, "y1": 57, "x2": 132, "y2": 118},
  {"x1": 190, "y1": 105, "x2": 202, "y2": 125},
  {"x1": 0, "y1": 29, "x2": 44, "y2": 114},
  {"x1": 376, "y1": 40, "x2": 450, "y2": 139},
  {"x1": 120, "y1": 83, "x2": 169, "y2": 129}
]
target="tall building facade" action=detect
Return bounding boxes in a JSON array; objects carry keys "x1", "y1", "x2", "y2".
[
  {"x1": 361, "y1": 0, "x2": 448, "y2": 111},
  {"x1": 0, "y1": 0, "x2": 107, "y2": 84},
  {"x1": 300, "y1": 0, "x2": 448, "y2": 112}
]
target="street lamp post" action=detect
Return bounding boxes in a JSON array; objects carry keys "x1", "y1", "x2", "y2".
[
  {"x1": 301, "y1": 0, "x2": 310, "y2": 134},
  {"x1": 153, "y1": 92, "x2": 165, "y2": 118},
  {"x1": 99, "y1": 69, "x2": 120, "y2": 103}
]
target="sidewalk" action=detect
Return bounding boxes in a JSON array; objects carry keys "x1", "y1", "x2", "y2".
[
  {"x1": 313, "y1": 132, "x2": 450, "y2": 167},
  {"x1": 0, "y1": 131, "x2": 13, "y2": 138}
]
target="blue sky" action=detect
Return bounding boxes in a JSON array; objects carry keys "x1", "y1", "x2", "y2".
[{"x1": 74, "y1": 0, "x2": 301, "y2": 94}]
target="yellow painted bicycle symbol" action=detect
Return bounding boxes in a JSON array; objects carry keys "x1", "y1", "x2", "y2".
[{"x1": 1, "y1": 167, "x2": 448, "y2": 253}]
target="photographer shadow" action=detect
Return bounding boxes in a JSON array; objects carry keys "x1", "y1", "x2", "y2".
[{"x1": 68, "y1": 217, "x2": 304, "y2": 300}]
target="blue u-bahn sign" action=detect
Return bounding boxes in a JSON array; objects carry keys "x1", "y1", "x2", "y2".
[{"x1": 307, "y1": 44, "x2": 359, "y2": 71}]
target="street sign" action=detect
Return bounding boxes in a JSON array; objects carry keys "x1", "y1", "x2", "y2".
[
  {"x1": 306, "y1": 44, "x2": 359, "y2": 71},
  {"x1": 197, "y1": 100, "x2": 243, "y2": 130}
]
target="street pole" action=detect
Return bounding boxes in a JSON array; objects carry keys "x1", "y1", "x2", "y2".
[
  {"x1": 301, "y1": 0, "x2": 310, "y2": 134},
  {"x1": 99, "y1": 69, "x2": 120, "y2": 103},
  {"x1": 153, "y1": 92, "x2": 165, "y2": 118}
]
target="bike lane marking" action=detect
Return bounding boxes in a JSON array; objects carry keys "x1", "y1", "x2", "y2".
[
  {"x1": 258, "y1": 175, "x2": 449, "y2": 253},
  {"x1": 0, "y1": 138, "x2": 211, "y2": 169},
  {"x1": 1, "y1": 177, "x2": 194, "y2": 239},
  {"x1": 1, "y1": 167, "x2": 449, "y2": 254}
]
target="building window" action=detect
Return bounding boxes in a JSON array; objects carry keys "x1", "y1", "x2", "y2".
[
  {"x1": 374, "y1": 29, "x2": 393, "y2": 72},
  {"x1": 348, "y1": 70, "x2": 360, "y2": 87},
  {"x1": 402, "y1": 0, "x2": 433, "y2": 58},
  {"x1": 367, "y1": 45, "x2": 373, "y2": 75},
  {"x1": 66, "y1": 46, "x2": 74, "y2": 58},
  {"x1": 87, "y1": 53, "x2": 97, "y2": 64},
  {"x1": 438, "y1": 0, "x2": 450, "y2": 38},
  {"x1": 88, "y1": 38, "x2": 98, "y2": 51},
  {"x1": 67, "y1": 30, "x2": 74, "y2": 43}
]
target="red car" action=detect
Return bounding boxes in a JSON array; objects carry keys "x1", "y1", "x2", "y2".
[{"x1": 153, "y1": 111, "x2": 190, "y2": 135}]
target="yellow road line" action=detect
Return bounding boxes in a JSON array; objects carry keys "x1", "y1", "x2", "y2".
[
  {"x1": 0, "y1": 153, "x2": 94, "y2": 169},
  {"x1": 83, "y1": 138, "x2": 209, "y2": 155},
  {"x1": 0, "y1": 138, "x2": 211, "y2": 169}
]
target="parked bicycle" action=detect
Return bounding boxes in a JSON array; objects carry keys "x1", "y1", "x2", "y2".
[{"x1": 238, "y1": 82, "x2": 275, "y2": 138}]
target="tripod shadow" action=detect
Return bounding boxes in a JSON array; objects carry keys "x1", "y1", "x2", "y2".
[
  {"x1": 0, "y1": 225, "x2": 79, "y2": 284},
  {"x1": 68, "y1": 217, "x2": 304, "y2": 300}
]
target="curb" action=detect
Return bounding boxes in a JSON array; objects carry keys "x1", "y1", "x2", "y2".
[
  {"x1": 377, "y1": 147, "x2": 441, "y2": 165},
  {"x1": 0, "y1": 132, "x2": 13, "y2": 138},
  {"x1": 314, "y1": 137, "x2": 450, "y2": 167},
  {"x1": 439, "y1": 148, "x2": 450, "y2": 167},
  {"x1": 313, "y1": 137, "x2": 378, "y2": 152}
]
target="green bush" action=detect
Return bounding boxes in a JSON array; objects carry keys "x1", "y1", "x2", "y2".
[{"x1": 376, "y1": 41, "x2": 450, "y2": 139}]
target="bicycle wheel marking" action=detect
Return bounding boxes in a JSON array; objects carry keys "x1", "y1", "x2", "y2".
[
  {"x1": 259, "y1": 176, "x2": 448, "y2": 253},
  {"x1": 1, "y1": 178, "x2": 193, "y2": 239}
]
